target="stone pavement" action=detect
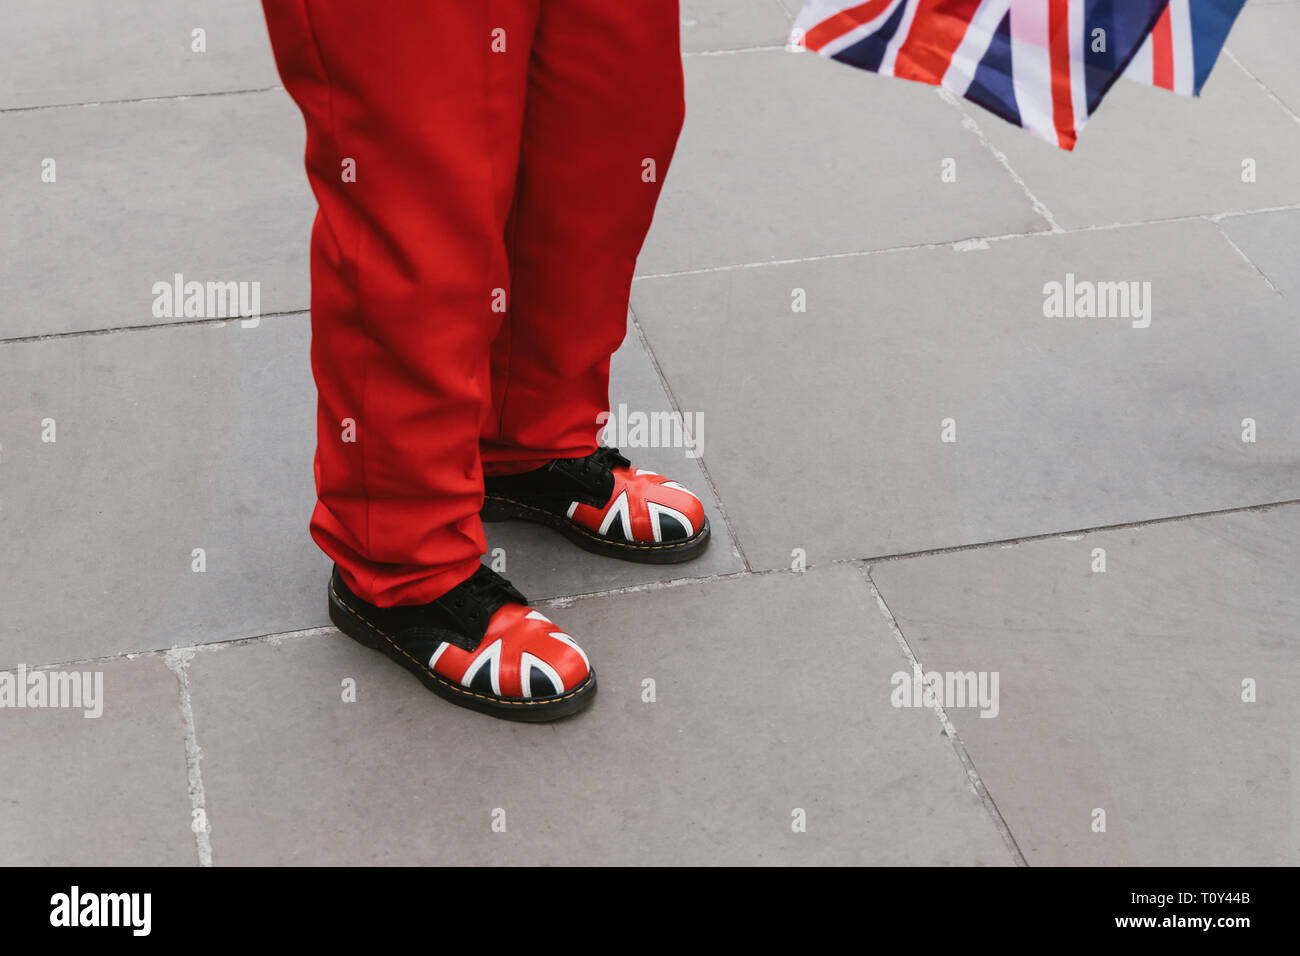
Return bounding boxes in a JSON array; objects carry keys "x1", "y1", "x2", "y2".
[{"x1": 2, "y1": 0, "x2": 1297, "y2": 865}]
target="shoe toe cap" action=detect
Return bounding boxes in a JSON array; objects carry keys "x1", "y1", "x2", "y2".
[
  {"x1": 650, "y1": 480, "x2": 706, "y2": 541},
  {"x1": 486, "y1": 606, "x2": 591, "y2": 699}
]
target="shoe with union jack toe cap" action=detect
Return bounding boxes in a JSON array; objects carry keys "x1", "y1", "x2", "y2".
[
  {"x1": 481, "y1": 446, "x2": 710, "y2": 563},
  {"x1": 327, "y1": 564, "x2": 596, "y2": 721}
]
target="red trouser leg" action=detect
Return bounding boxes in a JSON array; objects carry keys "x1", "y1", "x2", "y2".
[
  {"x1": 264, "y1": 1, "x2": 682, "y2": 606},
  {"x1": 264, "y1": 0, "x2": 540, "y2": 606},
  {"x1": 480, "y1": 0, "x2": 686, "y2": 475}
]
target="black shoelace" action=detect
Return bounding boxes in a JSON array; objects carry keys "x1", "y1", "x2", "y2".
[
  {"x1": 567, "y1": 445, "x2": 629, "y2": 480},
  {"x1": 449, "y1": 565, "x2": 525, "y2": 612}
]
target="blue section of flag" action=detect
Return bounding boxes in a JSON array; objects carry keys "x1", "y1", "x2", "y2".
[
  {"x1": 966, "y1": 10, "x2": 1020, "y2": 129},
  {"x1": 1189, "y1": 0, "x2": 1247, "y2": 93},
  {"x1": 1108, "y1": 1, "x2": 1172, "y2": 55},
  {"x1": 1084, "y1": 0, "x2": 1169, "y2": 112},
  {"x1": 830, "y1": 0, "x2": 908, "y2": 73},
  {"x1": 1083, "y1": 0, "x2": 1116, "y2": 111}
]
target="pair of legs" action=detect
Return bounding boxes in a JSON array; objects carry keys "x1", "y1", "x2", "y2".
[{"x1": 264, "y1": 0, "x2": 686, "y2": 608}]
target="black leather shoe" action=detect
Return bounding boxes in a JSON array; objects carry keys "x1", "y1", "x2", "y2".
[
  {"x1": 328, "y1": 564, "x2": 596, "y2": 721},
  {"x1": 482, "y1": 446, "x2": 710, "y2": 563}
]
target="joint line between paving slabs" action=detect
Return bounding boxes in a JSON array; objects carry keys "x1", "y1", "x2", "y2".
[
  {"x1": 626, "y1": 304, "x2": 752, "y2": 571},
  {"x1": 0, "y1": 86, "x2": 285, "y2": 115},
  {"x1": 632, "y1": 201, "x2": 1300, "y2": 281},
  {"x1": 849, "y1": 495, "x2": 1300, "y2": 568},
  {"x1": 936, "y1": 87, "x2": 1063, "y2": 234},
  {"x1": 860, "y1": 565, "x2": 1030, "y2": 867},
  {"x1": 683, "y1": 44, "x2": 788, "y2": 58},
  {"x1": 1223, "y1": 47, "x2": 1300, "y2": 130},
  {"x1": 1208, "y1": 217, "x2": 1282, "y2": 293},
  {"x1": 0, "y1": 310, "x2": 311, "y2": 347},
  {"x1": 163, "y1": 647, "x2": 214, "y2": 867}
]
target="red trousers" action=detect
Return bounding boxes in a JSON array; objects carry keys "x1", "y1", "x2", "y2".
[{"x1": 263, "y1": 1, "x2": 685, "y2": 606}]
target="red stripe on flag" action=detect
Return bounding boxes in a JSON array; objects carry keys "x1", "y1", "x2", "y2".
[
  {"x1": 804, "y1": 0, "x2": 897, "y2": 52},
  {"x1": 1151, "y1": 7, "x2": 1174, "y2": 90},
  {"x1": 893, "y1": 0, "x2": 986, "y2": 84},
  {"x1": 1048, "y1": 0, "x2": 1076, "y2": 150}
]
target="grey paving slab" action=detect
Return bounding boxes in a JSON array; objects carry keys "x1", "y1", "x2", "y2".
[
  {"x1": 1220, "y1": 208, "x2": 1300, "y2": 299},
  {"x1": 2, "y1": 0, "x2": 278, "y2": 110},
  {"x1": 187, "y1": 564, "x2": 1014, "y2": 865},
  {"x1": 0, "y1": 314, "x2": 739, "y2": 667},
  {"x1": 679, "y1": 0, "x2": 792, "y2": 52},
  {"x1": 637, "y1": 49, "x2": 1050, "y2": 276},
  {"x1": 632, "y1": 217, "x2": 1300, "y2": 571},
  {"x1": 1227, "y1": 1, "x2": 1300, "y2": 117},
  {"x1": 869, "y1": 505, "x2": 1300, "y2": 866},
  {"x1": 0, "y1": 316, "x2": 324, "y2": 667},
  {"x1": 961, "y1": 53, "x2": 1300, "y2": 229},
  {"x1": 0, "y1": 89, "x2": 311, "y2": 339},
  {"x1": 0, "y1": 656, "x2": 195, "y2": 865}
]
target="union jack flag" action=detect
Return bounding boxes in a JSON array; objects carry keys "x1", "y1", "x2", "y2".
[
  {"x1": 791, "y1": 0, "x2": 1247, "y2": 150},
  {"x1": 1123, "y1": 0, "x2": 1247, "y2": 96}
]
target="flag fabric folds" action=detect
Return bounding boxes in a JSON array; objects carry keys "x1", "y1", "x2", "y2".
[{"x1": 791, "y1": 0, "x2": 1247, "y2": 150}]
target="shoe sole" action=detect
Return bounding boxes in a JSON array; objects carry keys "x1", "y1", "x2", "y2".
[
  {"x1": 481, "y1": 495, "x2": 711, "y2": 564},
  {"x1": 328, "y1": 581, "x2": 597, "y2": 723}
]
